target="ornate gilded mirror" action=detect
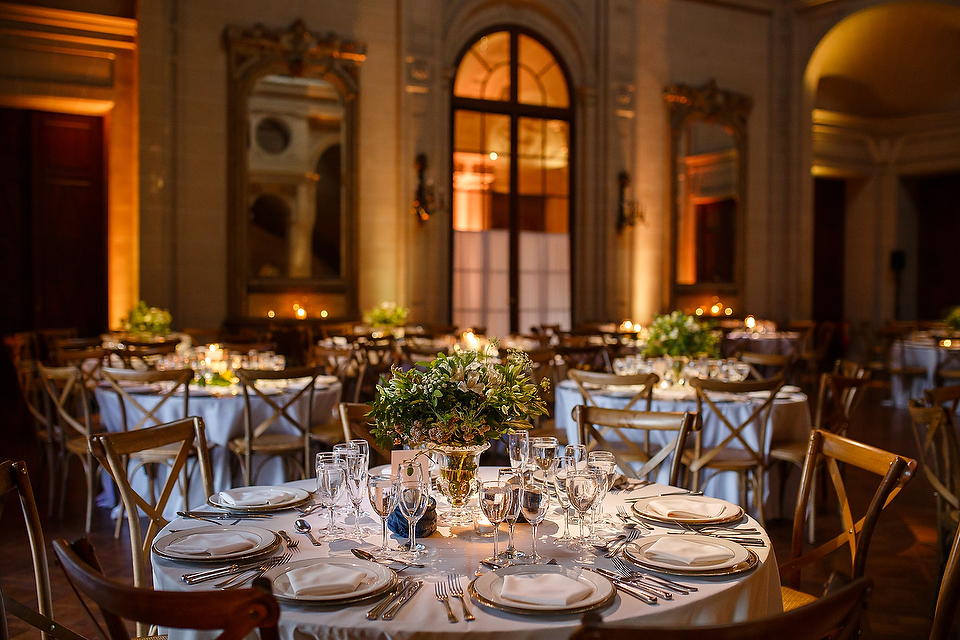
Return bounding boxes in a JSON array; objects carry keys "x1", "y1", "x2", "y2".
[
  {"x1": 664, "y1": 80, "x2": 751, "y2": 312},
  {"x1": 225, "y1": 21, "x2": 365, "y2": 320}
]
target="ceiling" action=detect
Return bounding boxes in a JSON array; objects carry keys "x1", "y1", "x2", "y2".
[{"x1": 813, "y1": 2, "x2": 960, "y2": 118}]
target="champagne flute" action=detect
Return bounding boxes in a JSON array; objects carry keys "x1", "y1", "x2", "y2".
[
  {"x1": 520, "y1": 478, "x2": 550, "y2": 563},
  {"x1": 496, "y1": 467, "x2": 526, "y2": 561},
  {"x1": 368, "y1": 476, "x2": 399, "y2": 557},
  {"x1": 565, "y1": 468, "x2": 600, "y2": 548},
  {"x1": 504, "y1": 430, "x2": 531, "y2": 470},
  {"x1": 480, "y1": 480, "x2": 512, "y2": 564},
  {"x1": 397, "y1": 463, "x2": 429, "y2": 558},
  {"x1": 315, "y1": 452, "x2": 346, "y2": 540}
]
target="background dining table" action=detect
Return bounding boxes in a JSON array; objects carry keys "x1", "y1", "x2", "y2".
[
  {"x1": 94, "y1": 381, "x2": 343, "y2": 517},
  {"x1": 554, "y1": 380, "x2": 812, "y2": 516},
  {"x1": 151, "y1": 470, "x2": 781, "y2": 640}
]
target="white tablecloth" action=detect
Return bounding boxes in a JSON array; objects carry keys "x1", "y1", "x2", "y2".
[
  {"x1": 555, "y1": 381, "x2": 812, "y2": 515},
  {"x1": 152, "y1": 472, "x2": 781, "y2": 640},
  {"x1": 890, "y1": 340, "x2": 938, "y2": 408},
  {"x1": 94, "y1": 382, "x2": 342, "y2": 516}
]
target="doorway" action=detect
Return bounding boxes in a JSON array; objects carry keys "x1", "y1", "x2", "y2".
[
  {"x1": 812, "y1": 177, "x2": 846, "y2": 322},
  {"x1": 915, "y1": 172, "x2": 960, "y2": 319}
]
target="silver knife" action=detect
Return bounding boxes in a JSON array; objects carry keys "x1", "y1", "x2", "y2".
[
  {"x1": 381, "y1": 580, "x2": 423, "y2": 620},
  {"x1": 595, "y1": 568, "x2": 673, "y2": 599},
  {"x1": 586, "y1": 569, "x2": 656, "y2": 604},
  {"x1": 366, "y1": 579, "x2": 410, "y2": 620}
]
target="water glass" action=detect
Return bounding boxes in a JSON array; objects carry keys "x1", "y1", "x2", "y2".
[
  {"x1": 497, "y1": 468, "x2": 525, "y2": 561},
  {"x1": 368, "y1": 476, "x2": 399, "y2": 557},
  {"x1": 504, "y1": 430, "x2": 530, "y2": 470},
  {"x1": 520, "y1": 479, "x2": 550, "y2": 563},
  {"x1": 315, "y1": 452, "x2": 346, "y2": 540},
  {"x1": 333, "y1": 444, "x2": 368, "y2": 539},
  {"x1": 564, "y1": 469, "x2": 601, "y2": 548},
  {"x1": 397, "y1": 468, "x2": 429, "y2": 559},
  {"x1": 531, "y1": 437, "x2": 559, "y2": 476},
  {"x1": 480, "y1": 480, "x2": 512, "y2": 563},
  {"x1": 587, "y1": 450, "x2": 618, "y2": 531}
]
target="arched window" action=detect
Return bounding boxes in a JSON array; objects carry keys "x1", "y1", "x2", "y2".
[{"x1": 451, "y1": 29, "x2": 573, "y2": 337}]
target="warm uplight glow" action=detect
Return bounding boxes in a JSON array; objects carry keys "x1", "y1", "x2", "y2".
[
  {"x1": 267, "y1": 310, "x2": 275, "y2": 318},
  {"x1": 695, "y1": 308, "x2": 704, "y2": 316},
  {"x1": 293, "y1": 303, "x2": 301, "y2": 310},
  {"x1": 489, "y1": 151, "x2": 498, "y2": 160},
  {"x1": 745, "y1": 315, "x2": 756, "y2": 329},
  {"x1": 320, "y1": 310, "x2": 328, "y2": 318},
  {"x1": 944, "y1": 339, "x2": 953, "y2": 347},
  {"x1": 296, "y1": 308, "x2": 306, "y2": 319},
  {"x1": 711, "y1": 304, "x2": 721, "y2": 314},
  {"x1": 724, "y1": 307, "x2": 733, "y2": 316},
  {"x1": 620, "y1": 319, "x2": 634, "y2": 331}
]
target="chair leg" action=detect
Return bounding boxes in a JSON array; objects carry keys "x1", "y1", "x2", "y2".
[
  {"x1": 58, "y1": 452, "x2": 70, "y2": 522},
  {"x1": 46, "y1": 442, "x2": 57, "y2": 518},
  {"x1": 84, "y1": 456, "x2": 95, "y2": 534}
]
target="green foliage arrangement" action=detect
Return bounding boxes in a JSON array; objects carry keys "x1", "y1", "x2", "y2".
[
  {"x1": 121, "y1": 300, "x2": 172, "y2": 337},
  {"x1": 945, "y1": 306, "x2": 960, "y2": 331},
  {"x1": 363, "y1": 301, "x2": 409, "y2": 328},
  {"x1": 369, "y1": 348, "x2": 549, "y2": 449},
  {"x1": 642, "y1": 310, "x2": 719, "y2": 358}
]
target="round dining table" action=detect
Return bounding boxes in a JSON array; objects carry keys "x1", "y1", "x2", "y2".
[
  {"x1": 151, "y1": 470, "x2": 782, "y2": 640},
  {"x1": 554, "y1": 380, "x2": 812, "y2": 516},
  {"x1": 94, "y1": 381, "x2": 342, "y2": 516}
]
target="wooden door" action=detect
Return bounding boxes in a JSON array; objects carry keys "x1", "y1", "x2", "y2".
[
  {"x1": 916, "y1": 173, "x2": 960, "y2": 320},
  {"x1": 813, "y1": 177, "x2": 846, "y2": 321}
]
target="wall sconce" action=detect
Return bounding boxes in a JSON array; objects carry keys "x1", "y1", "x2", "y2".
[
  {"x1": 617, "y1": 171, "x2": 644, "y2": 233},
  {"x1": 412, "y1": 153, "x2": 435, "y2": 223}
]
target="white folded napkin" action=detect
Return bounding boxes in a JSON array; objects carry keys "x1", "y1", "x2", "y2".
[
  {"x1": 643, "y1": 537, "x2": 735, "y2": 566},
  {"x1": 285, "y1": 564, "x2": 370, "y2": 597},
  {"x1": 164, "y1": 531, "x2": 259, "y2": 556},
  {"x1": 646, "y1": 497, "x2": 726, "y2": 520},
  {"x1": 218, "y1": 488, "x2": 295, "y2": 507},
  {"x1": 499, "y1": 573, "x2": 594, "y2": 606}
]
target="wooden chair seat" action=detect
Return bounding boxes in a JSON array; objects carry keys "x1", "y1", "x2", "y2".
[
  {"x1": 768, "y1": 439, "x2": 808, "y2": 463},
  {"x1": 780, "y1": 585, "x2": 818, "y2": 612},
  {"x1": 229, "y1": 433, "x2": 304, "y2": 455},
  {"x1": 683, "y1": 446, "x2": 759, "y2": 469}
]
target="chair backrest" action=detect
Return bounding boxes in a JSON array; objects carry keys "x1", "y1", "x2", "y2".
[
  {"x1": 908, "y1": 401, "x2": 960, "y2": 513},
  {"x1": 100, "y1": 367, "x2": 194, "y2": 432},
  {"x1": 688, "y1": 376, "x2": 784, "y2": 474},
  {"x1": 573, "y1": 406, "x2": 698, "y2": 485},
  {"x1": 832, "y1": 359, "x2": 864, "y2": 378},
  {"x1": 53, "y1": 537, "x2": 279, "y2": 640},
  {"x1": 88, "y1": 417, "x2": 213, "y2": 590},
  {"x1": 338, "y1": 402, "x2": 391, "y2": 466},
  {"x1": 37, "y1": 364, "x2": 95, "y2": 439},
  {"x1": 932, "y1": 519, "x2": 960, "y2": 640},
  {"x1": 237, "y1": 366, "x2": 321, "y2": 483},
  {"x1": 738, "y1": 351, "x2": 792, "y2": 380},
  {"x1": 0, "y1": 461, "x2": 53, "y2": 640},
  {"x1": 110, "y1": 340, "x2": 180, "y2": 369},
  {"x1": 4, "y1": 331, "x2": 38, "y2": 366},
  {"x1": 50, "y1": 345, "x2": 106, "y2": 391},
  {"x1": 813, "y1": 372, "x2": 872, "y2": 437},
  {"x1": 13, "y1": 360, "x2": 52, "y2": 443},
  {"x1": 779, "y1": 430, "x2": 916, "y2": 589},
  {"x1": 926, "y1": 383, "x2": 960, "y2": 419},
  {"x1": 569, "y1": 576, "x2": 872, "y2": 640},
  {"x1": 568, "y1": 369, "x2": 659, "y2": 412},
  {"x1": 935, "y1": 342, "x2": 960, "y2": 381},
  {"x1": 556, "y1": 341, "x2": 610, "y2": 374}
]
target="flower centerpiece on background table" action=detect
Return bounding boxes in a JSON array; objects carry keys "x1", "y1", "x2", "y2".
[
  {"x1": 120, "y1": 300, "x2": 172, "y2": 342},
  {"x1": 641, "y1": 311, "x2": 720, "y2": 384},
  {"x1": 369, "y1": 347, "x2": 549, "y2": 525},
  {"x1": 363, "y1": 301, "x2": 409, "y2": 334},
  {"x1": 944, "y1": 307, "x2": 960, "y2": 335}
]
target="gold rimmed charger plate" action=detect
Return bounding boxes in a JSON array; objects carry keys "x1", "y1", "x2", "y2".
[
  {"x1": 631, "y1": 495, "x2": 744, "y2": 525},
  {"x1": 153, "y1": 525, "x2": 280, "y2": 563},
  {"x1": 208, "y1": 486, "x2": 311, "y2": 512},
  {"x1": 263, "y1": 558, "x2": 397, "y2": 605},
  {"x1": 623, "y1": 536, "x2": 759, "y2": 577},
  {"x1": 468, "y1": 565, "x2": 615, "y2": 616}
]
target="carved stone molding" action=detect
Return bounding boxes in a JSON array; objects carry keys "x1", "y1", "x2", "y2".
[{"x1": 664, "y1": 79, "x2": 752, "y2": 139}]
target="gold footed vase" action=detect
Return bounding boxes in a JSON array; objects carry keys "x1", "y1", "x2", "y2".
[{"x1": 432, "y1": 442, "x2": 490, "y2": 526}]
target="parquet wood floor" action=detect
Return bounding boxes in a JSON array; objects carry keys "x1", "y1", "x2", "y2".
[{"x1": 0, "y1": 387, "x2": 948, "y2": 639}]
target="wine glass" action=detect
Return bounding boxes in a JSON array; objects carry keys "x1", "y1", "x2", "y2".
[
  {"x1": 520, "y1": 478, "x2": 550, "y2": 563},
  {"x1": 531, "y1": 437, "x2": 559, "y2": 478},
  {"x1": 480, "y1": 480, "x2": 512, "y2": 564},
  {"x1": 315, "y1": 452, "x2": 346, "y2": 540},
  {"x1": 587, "y1": 450, "x2": 618, "y2": 533},
  {"x1": 553, "y1": 451, "x2": 576, "y2": 543},
  {"x1": 564, "y1": 443, "x2": 586, "y2": 469},
  {"x1": 504, "y1": 430, "x2": 530, "y2": 470},
  {"x1": 397, "y1": 463, "x2": 429, "y2": 558},
  {"x1": 565, "y1": 468, "x2": 600, "y2": 548},
  {"x1": 368, "y1": 475, "x2": 399, "y2": 557},
  {"x1": 333, "y1": 444, "x2": 368, "y2": 539},
  {"x1": 496, "y1": 467, "x2": 526, "y2": 562}
]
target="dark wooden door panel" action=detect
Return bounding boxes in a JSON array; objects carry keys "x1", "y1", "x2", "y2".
[
  {"x1": 917, "y1": 173, "x2": 960, "y2": 320},
  {"x1": 0, "y1": 108, "x2": 33, "y2": 335},
  {"x1": 813, "y1": 178, "x2": 846, "y2": 321}
]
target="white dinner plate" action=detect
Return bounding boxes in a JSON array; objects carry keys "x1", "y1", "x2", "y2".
[
  {"x1": 624, "y1": 535, "x2": 759, "y2": 576},
  {"x1": 208, "y1": 486, "x2": 311, "y2": 512},
  {"x1": 631, "y1": 495, "x2": 744, "y2": 525},
  {"x1": 264, "y1": 558, "x2": 395, "y2": 604},
  {"x1": 153, "y1": 525, "x2": 279, "y2": 562},
  {"x1": 623, "y1": 534, "x2": 748, "y2": 572},
  {"x1": 469, "y1": 564, "x2": 615, "y2": 615}
]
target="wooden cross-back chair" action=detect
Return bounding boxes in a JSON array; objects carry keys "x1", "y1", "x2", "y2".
[
  {"x1": 110, "y1": 340, "x2": 180, "y2": 370},
  {"x1": 909, "y1": 391, "x2": 960, "y2": 573},
  {"x1": 53, "y1": 537, "x2": 279, "y2": 640},
  {"x1": 13, "y1": 359, "x2": 58, "y2": 515},
  {"x1": 738, "y1": 351, "x2": 793, "y2": 381},
  {"x1": 778, "y1": 429, "x2": 916, "y2": 612},
  {"x1": 99, "y1": 367, "x2": 196, "y2": 538},
  {"x1": 0, "y1": 460, "x2": 56, "y2": 640},
  {"x1": 935, "y1": 342, "x2": 960, "y2": 389},
  {"x1": 352, "y1": 336, "x2": 399, "y2": 403},
  {"x1": 574, "y1": 406, "x2": 698, "y2": 486},
  {"x1": 89, "y1": 419, "x2": 213, "y2": 602},
  {"x1": 685, "y1": 376, "x2": 784, "y2": 527},
  {"x1": 570, "y1": 576, "x2": 872, "y2": 640},
  {"x1": 932, "y1": 519, "x2": 960, "y2": 640},
  {"x1": 338, "y1": 402, "x2": 390, "y2": 467},
  {"x1": 231, "y1": 366, "x2": 322, "y2": 485},
  {"x1": 51, "y1": 345, "x2": 107, "y2": 393},
  {"x1": 306, "y1": 344, "x2": 355, "y2": 447},
  {"x1": 37, "y1": 363, "x2": 105, "y2": 532},
  {"x1": 556, "y1": 341, "x2": 610, "y2": 377},
  {"x1": 568, "y1": 369, "x2": 659, "y2": 412}
]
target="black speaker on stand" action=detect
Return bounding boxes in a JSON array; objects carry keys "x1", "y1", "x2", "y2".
[{"x1": 891, "y1": 250, "x2": 906, "y2": 321}]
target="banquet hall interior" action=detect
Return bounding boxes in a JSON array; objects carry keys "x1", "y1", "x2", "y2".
[{"x1": 2, "y1": 0, "x2": 960, "y2": 638}]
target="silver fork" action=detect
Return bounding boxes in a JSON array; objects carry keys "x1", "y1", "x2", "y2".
[
  {"x1": 611, "y1": 556, "x2": 697, "y2": 593},
  {"x1": 215, "y1": 552, "x2": 290, "y2": 589},
  {"x1": 605, "y1": 528, "x2": 641, "y2": 557},
  {"x1": 435, "y1": 581, "x2": 458, "y2": 623},
  {"x1": 278, "y1": 530, "x2": 300, "y2": 553},
  {"x1": 617, "y1": 505, "x2": 653, "y2": 530},
  {"x1": 447, "y1": 574, "x2": 474, "y2": 621}
]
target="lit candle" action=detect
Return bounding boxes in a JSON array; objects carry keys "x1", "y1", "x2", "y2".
[{"x1": 473, "y1": 511, "x2": 495, "y2": 537}]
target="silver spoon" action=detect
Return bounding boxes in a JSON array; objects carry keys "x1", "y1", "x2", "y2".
[
  {"x1": 351, "y1": 547, "x2": 424, "y2": 568},
  {"x1": 294, "y1": 518, "x2": 322, "y2": 546}
]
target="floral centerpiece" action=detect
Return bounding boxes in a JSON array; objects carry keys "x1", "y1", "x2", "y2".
[
  {"x1": 363, "y1": 301, "x2": 409, "y2": 328},
  {"x1": 642, "y1": 310, "x2": 719, "y2": 358},
  {"x1": 120, "y1": 300, "x2": 172, "y2": 340},
  {"x1": 945, "y1": 307, "x2": 960, "y2": 333},
  {"x1": 369, "y1": 347, "x2": 549, "y2": 523}
]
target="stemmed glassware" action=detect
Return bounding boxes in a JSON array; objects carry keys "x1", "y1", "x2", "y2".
[
  {"x1": 497, "y1": 468, "x2": 526, "y2": 562},
  {"x1": 504, "y1": 430, "x2": 530, "y2": 470},
  {"x1": 397, "y1": 462, "x2": 429, "y2": 559},
  {"x1": 520, "y1": 477, "x2": 550, "y2": 563},
  {"x1": 333, "y1": 443, "x2": 368, "y2": 539},
  {"x1": 480, "y1": 480, "x2": 512, "y2": 564},
  {"x1": 553, "y1": 450, "x2": 577, "y2": 543},
  {"x1": 315, "y1": 452, "x2": 346, "y2": 540},
  {"x1": 565, "y1": 468, "x2": 601, "y2": 550},
  {"x1": 368, "y1": 475, "x2": 399, "y2": 557},
  {"x1": 531, "y1": 437, "x2": 559, "y2": 478},
  {"x1": 587, "y1": 450, "x2": 618, "y2": 536}
]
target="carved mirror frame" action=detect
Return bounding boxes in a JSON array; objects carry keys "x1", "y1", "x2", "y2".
[
  {"x1": 664, "y1": 80, "x2": 752, "y2": 310},
  {"x1": 224, "y1": 20, "x2": 365, "y2": 319}
]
